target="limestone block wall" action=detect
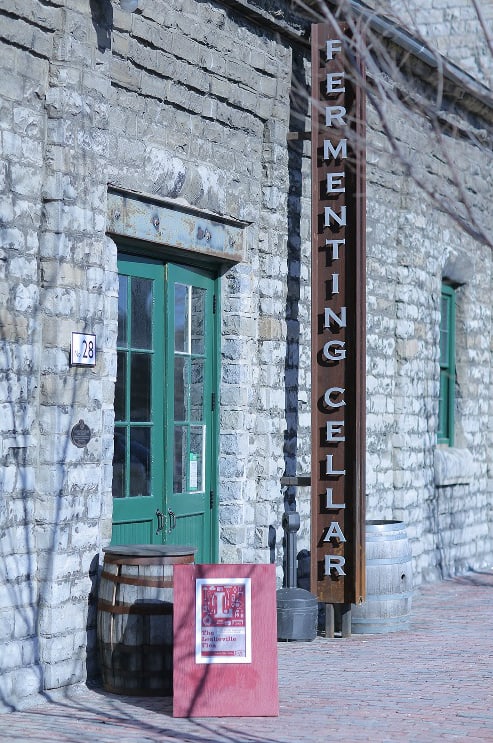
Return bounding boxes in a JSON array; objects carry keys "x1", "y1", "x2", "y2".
[
  {"x1": 364, "y1": 0, "x2": 493, "y2": 86},
  {"x1": 0, "y1": 0, "x2": 304, "y2": 709},
  {"x1": 1, "y1": 0, "x2": 493, "y2": 713},
  {"x1": 0, "y1": 0, "x2": 118, "y2": 711},
  {"x1": 365, "y1": 67, "x2": 493, "y2": 581}
]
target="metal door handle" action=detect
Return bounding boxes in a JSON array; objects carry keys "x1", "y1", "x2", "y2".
[
  {"x1": 168, "y1": 509, "x2": 176, "y2": 532},
  {"x1": 155, "y1": 509, "x2": 165, "y2": 534}
]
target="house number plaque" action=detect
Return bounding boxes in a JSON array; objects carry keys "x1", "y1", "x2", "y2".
[{"x1": 71, "y1": 332, "x2": 96, "y2": 366}]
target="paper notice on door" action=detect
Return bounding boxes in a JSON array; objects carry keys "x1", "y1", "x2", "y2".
[{"x1": 189, "y1": 453, "x2": 198, "y2": 490}]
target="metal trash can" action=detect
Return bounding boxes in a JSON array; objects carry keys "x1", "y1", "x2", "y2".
[
  {"x1": 277, "y1": 587, "x2": 318, "y2": 641},
  {"x1": 97, "y1": 544, "x2": 196, "y2": 695}
]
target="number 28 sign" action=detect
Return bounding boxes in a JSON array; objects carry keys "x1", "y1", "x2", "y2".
[{"x1": 71, "y1": 332, "x2": 96, "y2": 367}]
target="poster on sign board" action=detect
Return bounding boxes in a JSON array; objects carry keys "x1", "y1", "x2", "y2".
[{"x1": 195, "y1": 578, "x2": 251, "y2": 664}]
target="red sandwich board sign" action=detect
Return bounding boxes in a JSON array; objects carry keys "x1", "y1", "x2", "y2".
[
  {"x1": 310, "y1": 21, "x2": 366, "y2": 607},
  {"x1": 173, "y1": 564, "x2": 279, "y2": 717}
]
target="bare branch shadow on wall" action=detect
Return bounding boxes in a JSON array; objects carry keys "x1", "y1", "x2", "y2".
[
  {"x1": 0, "y1": 285, "x2": 47, "y2": 710},
  {"x1": 0, "y1": 152, "x2": 110, "y2": 708},
  {"x1": 0, "y1": 299, "x2": 103, "y2": 711},
  {"x1": 89, "y1": 0, "x2": 113, "y2": 52}
]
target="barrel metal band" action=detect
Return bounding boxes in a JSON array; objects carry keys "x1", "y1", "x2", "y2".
[
  {"x1": 361, "y1": 591, "x2": 413, "y2": 601},
  {"x1": 103, "y1": 554, "x2": 194, "y2": 567},
  {"x1": 101, "y1": 681, "x2": 171, "y2": 697},
  {"x1": 100, "y1": 569, "x2": 174, "y2": 588},
  {"x1": 366, "y1": 556, "x2": 412, "y2": 565},
  {"x1": 97, "y1": 598, "x2": 173, "y2": 615},
  {"x1": 100, "y1": 645, "x2": 172, "y2": 656}
]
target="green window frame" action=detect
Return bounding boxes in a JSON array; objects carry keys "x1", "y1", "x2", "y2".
[{"x1": 438, "y1": 283, "x2": 456, "y2": 446}]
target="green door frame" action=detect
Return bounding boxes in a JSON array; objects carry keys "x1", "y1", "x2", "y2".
[{"x1": 112, "y1": 249, "x2": 220, "y2": 563}]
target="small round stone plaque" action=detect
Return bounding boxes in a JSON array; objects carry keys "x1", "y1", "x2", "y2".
[{"x1": 71, "y1": 419, "x2": 91, "y2": 448}]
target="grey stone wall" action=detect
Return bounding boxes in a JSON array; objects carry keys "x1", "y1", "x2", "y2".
[
  {"x1": 365, "y1": 0, "x2": 493, "y2": 85},
  {"x1": 1, "y1": 0, "x2": 493, "y2": 712},
  {"x1": 365, "y1": 65, "x2": 493, "y2": 581},
  {"x1": 0, "y1": 0, "x2": 303, "y2": 709},
  {"x1": 0, "y1": 0, "x2": 117, "y2": 711}
]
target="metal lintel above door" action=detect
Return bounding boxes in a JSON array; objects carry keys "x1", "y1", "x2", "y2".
[{"x1": 107, "y1": 187, "x2": 247, "y2": 264}]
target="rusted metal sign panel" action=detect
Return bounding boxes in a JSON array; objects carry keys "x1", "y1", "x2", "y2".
[
  {"x1": 107, "y1": 188, "x2": 246, "y2": 264},
  {"x1": 310, "y1": 22, "x2": 366, "y2": 606}
]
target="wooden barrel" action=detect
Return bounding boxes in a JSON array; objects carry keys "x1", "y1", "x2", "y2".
[
  {"x1": 97, "y1": 544, "x2": 196, "y2": 695},
  {"x1": 351, "y1": 521, "x2": 413, "y2": 634}
]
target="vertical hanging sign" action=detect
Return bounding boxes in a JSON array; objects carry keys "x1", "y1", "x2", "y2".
[{"x1": 310, "y1": 22, "x2": 366, "y2": 606}]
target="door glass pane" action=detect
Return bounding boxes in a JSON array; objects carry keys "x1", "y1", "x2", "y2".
[
  {"x1": 112, "y1": 428, "x2": 126, "y2": 499},
  {"x1": 132, "y1": 277, "x2": 153, "y2": 349},
  {"x1": 173, "y1": 425, "x2": 186, "y2": 493},
  {"x1": 130, "y1": 427, "x2": 151, "y2": 497},
  {"x1": 174, "y1": 356, "x2": 187, "y2": 422},
  {"x1": 190, "y1": 425, "x2": 204, "y2": 492},
  {"x1": 190, "y1": 358, "x2": 204, "y2": 420},
  {"x1": 175, "y1": 283, "x2": 188, "y2": 352},
  {"x1": 117, "y1": 275, "x2": 128, "y2": 346},
  {"x1": 191, "y1": 287, "x2": 205, "y2": 354},
  {"x1": 440, "y1": 295, "x2": 449, "y2": 367},
  {"x1": 115, "y1": 352, "x2": 126, "y2": 421},
  {"x1": 130, "y1": 353, "x2": 151, "y2": 421}
]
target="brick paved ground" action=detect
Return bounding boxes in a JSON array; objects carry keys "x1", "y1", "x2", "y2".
[{"x1": 1, "y1": 571, "x2": 492, "y2": 742}]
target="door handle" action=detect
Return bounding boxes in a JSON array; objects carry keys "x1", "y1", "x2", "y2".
[
  {"x1": 155, "y1": 509, "x2": 165, "y2": 535},
  {"x1": 168, "y1": 509, "x2": 176, "y2": 533}
]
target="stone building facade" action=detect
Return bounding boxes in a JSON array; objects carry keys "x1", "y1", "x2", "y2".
[{"x1": 0, "y1": 0, "x2": 492, "y2": 711}]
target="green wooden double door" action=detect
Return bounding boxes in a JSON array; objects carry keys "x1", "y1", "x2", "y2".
[{"x1": 112, "y1": 254, "x2": 219, "y2": 563}]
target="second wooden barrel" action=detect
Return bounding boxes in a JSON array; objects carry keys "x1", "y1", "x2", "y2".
[
  {"x1": 351, "y1": 521, "x2": 413, "y2": 634},
  {"x1": 97, "y1": 544, "x2": 196, "y2": 695}
]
